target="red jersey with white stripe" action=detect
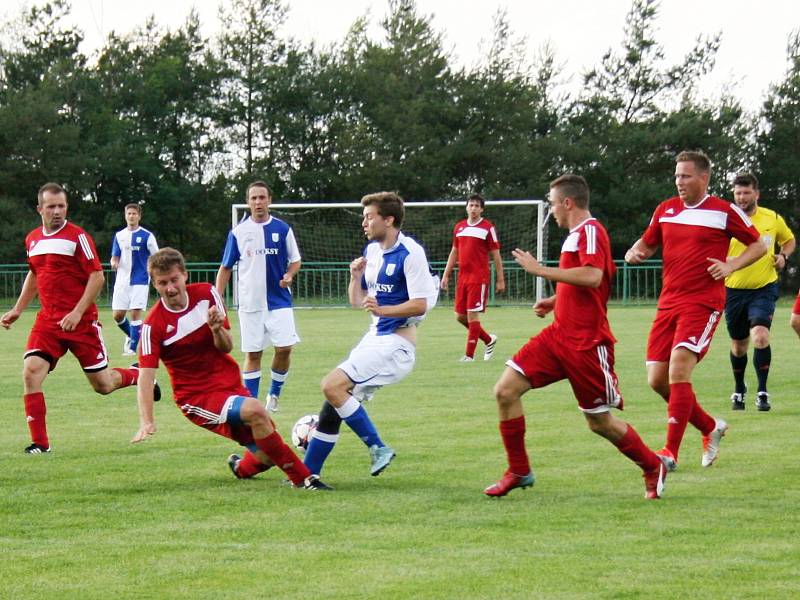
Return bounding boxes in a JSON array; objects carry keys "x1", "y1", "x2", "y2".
[
  {"x1": 452, "y1": 218, "x2": 500, "y2": 284},
  {"x1": 25, "y1": 221, "x2": 102, "y2": 321},
  {"x1": 553, "y1": 218, "x2": 616, "y2": 350},
  {"x1": 139, "y1": 283, "x2": 247, "y2": 404},
  {"x1": 642, "y1": 195, "x2": 760, "y2": 310}
]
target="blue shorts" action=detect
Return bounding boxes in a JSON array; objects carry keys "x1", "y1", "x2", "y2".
[{"x1": 724, "y1": 282, "x2": 779, "y2": 340}]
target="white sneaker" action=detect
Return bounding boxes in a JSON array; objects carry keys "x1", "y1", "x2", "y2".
[
  {"x1": 484, "y1": 334, "x2": 498, "y2": 361},
  {"x1": 701, "y1": 418, "x2": 728, "y2": 467},
  {"x1": 122, "y1": 337, "x2": 136, "y2": 356},
  {"x1": 459, "y1": 355, "x2": 475, "y2": 363},
  {"x1": 266, "y1": 394, "x2": 280, "y2": 413}
]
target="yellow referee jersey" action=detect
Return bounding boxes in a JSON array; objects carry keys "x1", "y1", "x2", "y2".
[{"x1": 726, "y1": 205, "x2": 794, "y2": 289}]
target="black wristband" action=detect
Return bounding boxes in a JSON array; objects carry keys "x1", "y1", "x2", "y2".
[{"x1": 780, "y1": 253, "x2": 788, "y2": 262}]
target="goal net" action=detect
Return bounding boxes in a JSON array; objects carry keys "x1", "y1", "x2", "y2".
[{"x1": 230, "y1": 200, "x2": 549, "y2": 308}]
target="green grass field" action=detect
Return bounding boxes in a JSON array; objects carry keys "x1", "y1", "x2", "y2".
[{"x1": 1, "y1": 306, "x2": 798, "y2": 598}]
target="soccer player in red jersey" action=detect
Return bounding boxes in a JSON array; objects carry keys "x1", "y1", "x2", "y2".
[
  {"x1": 625, "y1": 151, "x2": 766, "y2": 469},
  {"x1": 485, "y1": 174, "x2": 669, "y2": 500},
  {"x1": 131, "y1": 248, "x2": 330, "y2": 490},
  {"x1": 1, "y1": 183, "x2": 142, "y2": 454},
  {"x1": 441, "y1": 194, "x2": 505, "y2": 362}
]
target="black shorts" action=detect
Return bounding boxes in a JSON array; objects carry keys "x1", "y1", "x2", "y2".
[{"x1": 724, "y1": 282, "x2": 779, "y2": 340}]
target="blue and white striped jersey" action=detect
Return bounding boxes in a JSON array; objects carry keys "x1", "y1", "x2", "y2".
[
  {"x1": 362, "y1": 232, "x2": 439, "y2": 335},
  {"x1": 221, "y1": 215, "x2": 301, "y2": 311},
  {"x1": 111, "y1": 226, "x2": 159, "y2": 286}
]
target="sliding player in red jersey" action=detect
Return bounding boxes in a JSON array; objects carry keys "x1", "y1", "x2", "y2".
[
  {"x1": 441, "y1": 194, "x2": 505, "y2": 362},
  {"x1": 132, "y1": 248, "x2": 330, "y2": 490},
  {"x1": 1, "y1": 183, "x2": 143, "y2": 454},
  {"x1": 485, "y1": 174, "x2": 669, "y2": 500},
  {"x1": 625, "y1": 151, "x2": 765, "y2": 470}
]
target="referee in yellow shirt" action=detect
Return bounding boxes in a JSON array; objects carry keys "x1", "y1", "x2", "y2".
[{"x1": 725, "y1": 172, "x2": 795, "y2": 411}]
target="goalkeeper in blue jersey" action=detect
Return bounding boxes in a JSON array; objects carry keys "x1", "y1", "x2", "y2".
[
  {"x1": 215, "y1": 181, "x2": 301, "y2": 414},
  {"x1": 303, "y1": 191, "x2": 439, "y2": 480}
]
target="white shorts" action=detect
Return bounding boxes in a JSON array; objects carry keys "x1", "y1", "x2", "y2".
[
  {"x1": 337, "y1": 332, "x2": 416, "y2": 401},
  {"x1": 112, "y1": 284, "x2": 150, "y2": 311},
  {"x1": 238, "y1": 308, "x2": 300, "y2": 351}
]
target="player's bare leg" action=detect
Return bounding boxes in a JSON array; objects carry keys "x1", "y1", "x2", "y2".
[{"x1": 485, "y1": 367, "x2": 534, "y2": 497}]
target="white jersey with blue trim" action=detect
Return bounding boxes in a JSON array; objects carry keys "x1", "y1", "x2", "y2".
[
  {"x1": 362, "y1": 232, "x2": 439, "y2": 335},
  {"x1": 220, "y1": 215, "x2": 301, "y2": 311},
  {"x1": 111, "y1": 226, "x2": 159, "y2": 286}
]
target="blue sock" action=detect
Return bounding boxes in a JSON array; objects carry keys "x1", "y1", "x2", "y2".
[
  {"x1": 303, "y1": 431, "x2": 339, "y2": 475},
  {"x1": 337, "y1": 396, "x2": 383, "y2": 448},
  {"x1": 116, "y1": 317, "x2": 130, "y2": 337},
  {"x1": 129, "y1": 321, "x2": 142, "y2": 352},
  {"x1": 243, "y1": 370, "x2": 261, "y2": 398},
  {"x1": 269, "y1": 369, "x2": 288, "y2": 397}
]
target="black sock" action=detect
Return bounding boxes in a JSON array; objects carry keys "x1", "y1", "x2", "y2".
[
  {"x1": 730, "y1": 352, "x2": 747, "y2": 393},
  {"x1": 753, "y1": 346, "x2": 771, "y2": 393}
]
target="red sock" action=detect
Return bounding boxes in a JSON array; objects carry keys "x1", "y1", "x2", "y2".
[
  {"x1": 255, "y1": 431, "x2": 310, "y2": 485},
  {"x1": 690, "y1": 400, "x2": 716, "y2": 436},
  {"x1": 465, "y1": 322, "x2": 480, "y2": 358},
  {"x1": 24, "y1": 392, "x2": 49, "y2": 447},
  {"x1": 474, "y1": 321, "x2": 492, "y2": 344},
  {"x1": 659, "y1": 392, "x2": 714, "y2": 434},
  {"x1": 665, "y1": 382, "x2": 695, "y2": 460},
  {"x1": 113, "y1": 367, "x2": 139, "y2": 387},
  {"x1": 236, "y1": 451, "x2": 272, "y2": 478},
  {"x1": 614, "y1": 424, "x2": 660, "y2": 472},
  {"x1": 499, "y1": 415, "x2": 530, "y2": 475}
]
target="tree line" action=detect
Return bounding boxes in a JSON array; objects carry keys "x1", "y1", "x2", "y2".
[{"x1": 1, "y1": 0, "x2": 798, "y2": 281}]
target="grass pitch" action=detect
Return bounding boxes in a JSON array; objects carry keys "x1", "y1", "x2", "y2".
[{"x1": 1, "y1": 306, "x2": 798, "y2": 598}]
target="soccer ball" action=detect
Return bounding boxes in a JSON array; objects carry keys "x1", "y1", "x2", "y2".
[{"x1": 291, "y1": 414, "x2": 318, "y2": 451}]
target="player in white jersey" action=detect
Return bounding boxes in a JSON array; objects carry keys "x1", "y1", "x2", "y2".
[
  {"x1": 111, "y1": 204, "x2": 159, "y2": 356},
  {"x1": 215, "y1": 181, "x2": 301, "y2": 413},
  {"x1": 303, "y1": 192, "x2": 439, "y2": 480}
]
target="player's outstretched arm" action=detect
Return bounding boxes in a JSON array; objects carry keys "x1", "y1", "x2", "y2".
[
  {"x1": 132, "y1": 367, "x2": 158, "y2": 443},
  {"x1": 1, "y1": 270, "x2": 38, "y2": 330},
  {"x1": 512, "y1": 248, "x2": 602, "y2": 288}
]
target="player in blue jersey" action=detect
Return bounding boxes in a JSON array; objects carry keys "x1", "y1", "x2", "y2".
[
  {"x1": 215, "y1": 181, "x2": 301, "y2": 413},
  {"x1": 303, "y1": 191, "x2": 439, "y2": 479},
  {"x1": 111, "y1": 203, "x2": 159, "y2": 356}
]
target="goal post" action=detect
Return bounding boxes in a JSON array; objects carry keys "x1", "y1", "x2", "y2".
[{"x1": 230, "y1": 199, "x2": 549, "y2": 308}]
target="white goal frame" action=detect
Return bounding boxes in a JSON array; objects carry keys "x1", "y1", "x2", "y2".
[{"x1": 231, "y1": 199, "x2": 550, "y2": 304}]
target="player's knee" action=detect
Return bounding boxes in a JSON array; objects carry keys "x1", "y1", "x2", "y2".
[
  {"x1": 493, "y1": 381, "x2": 518, "y2": 408},
  {"x1": 241, "y1": 398, "x2": 272, "y2": 430}
]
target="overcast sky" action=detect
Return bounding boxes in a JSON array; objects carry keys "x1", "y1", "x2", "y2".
[{"x1": 2, "y1": 0, "x2": 797, "y2": 111}]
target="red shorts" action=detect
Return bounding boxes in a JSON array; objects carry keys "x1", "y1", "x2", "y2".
[
  {"x1": 646, "y1": 305, "x2": 722, "y2": 363},
  {"x1": 455, "y1": 281, "x2": 488, "y2": 314},
  {"x1": 177, "y1": 389, "x2": 256, "y2": 447},
  {"x1": 508, "y1": 325, "x2": 623, "y2": 413},
  {"x1": 25, "y1": 314, "x2": 109, "y2": 372},
  {"x1": 793, "y1": 290, "x2": 800, "y2": 315}
]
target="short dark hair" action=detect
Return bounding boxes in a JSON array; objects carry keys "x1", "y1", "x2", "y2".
[
  {"x1": 733, "y1": 172, "x2": 759, "y2": 190},
  {"x1": 246, "y1": 180, "x2": 272, "y2": 198},
  {"x1": 148, "y1": 247, "x2": 186, "y2": 275},
  {"x1": 361, "y1": 192, "x2": 405, "y2": 228},
  {"x1": 549, "y1": 174, "x2": 590, "y2": 209},
  {"x1": 124, "y1": 203, "x2": 142, "y2": 214},
  {"x1": 37, "y1": 182, "x2": 67, "y2": 206},
  {"x1": 466, "y1": 193, "x2": 485, "y2": 208},
  {"x1": 676, "y1": 150, "x2": 711, "y2": 173}
]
